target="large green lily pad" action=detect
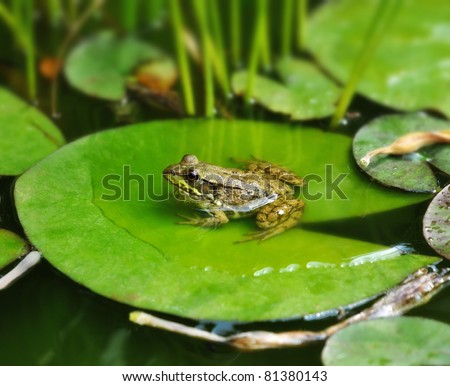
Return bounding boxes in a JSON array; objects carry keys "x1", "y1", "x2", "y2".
[
  {"x1": 353, "y1": 113, "x2": 450, "y2": 192},
  {"x1": 0, "y1": 88, "x2": 65, "y2": 176},
  {"x1": 308, "y1": 0, "x2": 450, "y2": 117},
  {"x1": 322, "y1": 317, "x2": 450, "y2": 365},
  {"x1": 0, "y1": 229, "x2": 28, "y2": 270},
  {"x1": 14, "y1": 120, "x2": 438, "y2": 321},
  {"x1": 232, "y1": 58, "x2": 340, "y2": 120},
  {"x1": 65, "y1": 31, "x2": 169, "y2": 101},
  {"x1": 423, "y1": 184, "x2": 450, "y2": 259}
]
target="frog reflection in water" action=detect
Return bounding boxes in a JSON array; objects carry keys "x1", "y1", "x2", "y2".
[{"x1": 163, "y1": 154, "x2": 304, "y2": 242}]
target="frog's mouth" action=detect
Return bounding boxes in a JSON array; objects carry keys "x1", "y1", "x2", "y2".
[{"x1": 163, "y1": 168, "x2": 203, "y2": 197}]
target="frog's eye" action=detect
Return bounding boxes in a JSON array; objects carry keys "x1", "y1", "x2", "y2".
[{"x1": 186, "y1": 169, "x2": 199, "y2": 181}]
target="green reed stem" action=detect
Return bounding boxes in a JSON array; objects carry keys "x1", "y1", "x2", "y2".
[
  {"x1": 169, "y1": 0, "x2": 195, "y2": 115},
  {"x1": 193, "y1": 0, "x2": 215, "y2": 117},
  {"x1": 0, "y1": 1, "x2": 27, "y2": 50},
  {"x1": 259, "y1": 2, "x2": 271, "y2": 70},
  {"x1": 145, "y1": 0, "x2": 165, "y2": 26},
  {"x1": 281, "y1": 0, "x2": 294, "y2": 57},
  {"x1": 47, "y1": 0, "x2": 62, "y2": 26},
  {"x1": 0, "y1": 0, "x2": 36, "y2": 100},
  {"x1": 67, "y1": 0, "x2": 79, "y2": 23},
  {"x1": 209, "y1": 0, "x2": 224, "y2": 58},
  {"x1": 12, "y1": 0, "x2": 23, "y2": 26},
  {"x1": 330, "y1": 0, "x2": 401, "y2": 129},
  {"x1": 121, "y1": 0, "x2": 139, "y2": 32},
  {"x1": 209, "y1": 0, "x2": 230, "y2": 96},
  {"x1": 230, "y1": 0, "x2": 241, "y2": 68},
  {"x1": 51, "y1": 0, "x2": 105, "y2": 116},
  {"x1": 207, "y1": 37, "x2": 230, "y2": 97},
  {"x1": 23, "y1": 0, "x2": 36, "y2": 101},
  {"x1": 297, "y1": 0, "x2": 307, "y2": 50},
  {"x1": 245, "y1": 0, "x2": 268, "y2": 103}
]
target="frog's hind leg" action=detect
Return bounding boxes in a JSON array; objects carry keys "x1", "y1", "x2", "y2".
[
  {"x1": 241, "y1": 158, "x2": 304, "y2": 186},
  {"x1": 238, "y1": 198, "x2": 304, "y2": 242}
]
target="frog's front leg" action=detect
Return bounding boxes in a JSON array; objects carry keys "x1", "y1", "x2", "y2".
[
  {"x1": 177, "y1": 209, "x2": 229, "y2": 228},
  {"x1": 239, "y1": 198, "x2": 304, "y2": 242}
]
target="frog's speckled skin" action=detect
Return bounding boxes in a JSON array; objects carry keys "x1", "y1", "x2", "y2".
[{"x1": 163, "y1": 154, "x2": 304, "y2": 242}]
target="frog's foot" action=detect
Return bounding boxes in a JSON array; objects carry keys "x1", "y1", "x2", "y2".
[
  {"x1": 176, "y1": 210, "x2": 229, "y2": 228},
  {"x1": 237, "y1": 227, "x2": 288, "y2": 243},
  {"x1": 237, "y1": 198, "x2": 304, "y2": 243}
]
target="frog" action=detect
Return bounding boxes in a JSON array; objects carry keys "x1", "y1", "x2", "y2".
[{"x1": 163, "y1": 154, "x2": 304, "y2": 242}]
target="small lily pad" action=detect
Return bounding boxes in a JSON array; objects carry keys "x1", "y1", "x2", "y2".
[
  {"x1": 0, "y1": 229, "x2": 28, "y2": 270},
  {"x1": 353, "y1": 113, "x2": 450, "y2": 192},
  {"x1": 308, "y1": 0, "x2": 450, "y2": 117},
  {"x1": 423, "y1": 184, "x2": 450, "y2": 259},
  {"x1": 14, "y1": 120, "x2": 438, "y2": 321},
  {"x1": 65, "y1": 31, "x2": 170, "y2": 101},
  {"x1": 322, "y1": 317, "x2": 450, "y2": 365},
  {"x1": 0, "y1": 88, "x2": 65, "y2": 176},
  {"x1": 232, "y1": 58, "x2": 340, "y2": 120}
]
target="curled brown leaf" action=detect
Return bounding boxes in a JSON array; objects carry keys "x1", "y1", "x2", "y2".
[{"x1": 360, "y1": 130, "x2": 450, "y2": 167}]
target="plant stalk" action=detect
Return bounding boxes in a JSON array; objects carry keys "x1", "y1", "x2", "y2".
[
  {"x1": 330, "y1": 0, "x2": 401, "y2": 129},
  {"x1": 245, "y1": 0, "x2": 268, "y2": 103},
  {"x1": 24, "y1": 0, "x2": 37, "y2": 101},
  {"x1": 281, "y1": 0, "x2": 294, "y2": 58},
  {"x1": 230, "y1": 0, "x2": 241, "y2": 68},
  {"x1": 259, "y1": 1, "x2": 270, "y2": 70},
  {"x1": 0, "y1": 1, "x2": 28, "y2": 51},
  {"x1": 121, "y1": 0, "x2": 139, "y2": 32},
  {"x1": 50, "y1": 0, "x2": 105, "y2": 116},
  {"x1": 193, "y1": 0, "x2": 215, "y2": 117},
  {"x1": 209, "y1": 0, "x2": 230, "y2": 96},
  {"x1": 297, "y1": 0, "x2": 307, "y2": 50},
  {"x1": 169, "y1": 0, "x2": 196, "y2": 115}
]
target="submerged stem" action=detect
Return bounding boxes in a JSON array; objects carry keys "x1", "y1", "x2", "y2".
[{"x1": 330, "y1": 0, "x2": 401, "y2": 129}]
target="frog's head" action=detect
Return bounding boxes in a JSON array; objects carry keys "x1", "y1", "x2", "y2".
[{"x1": 163, "y1": 154, "x2": 204, "y2": 198}]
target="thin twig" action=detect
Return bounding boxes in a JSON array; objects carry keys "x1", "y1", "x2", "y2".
[
  {"x1": 130, "y1": 268, "x2": 450, "y2": 351},
  {"x1": 0, "y1": 251, "x2": 42, "y2": 290}
]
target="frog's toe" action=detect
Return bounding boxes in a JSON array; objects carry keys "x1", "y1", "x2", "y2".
[
  {"x1": 175, "y1": 213, "x2": 202, "y2": 225},
  {"x1": 236, "y1": 229, "x2": 276, "y2": 243}
]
